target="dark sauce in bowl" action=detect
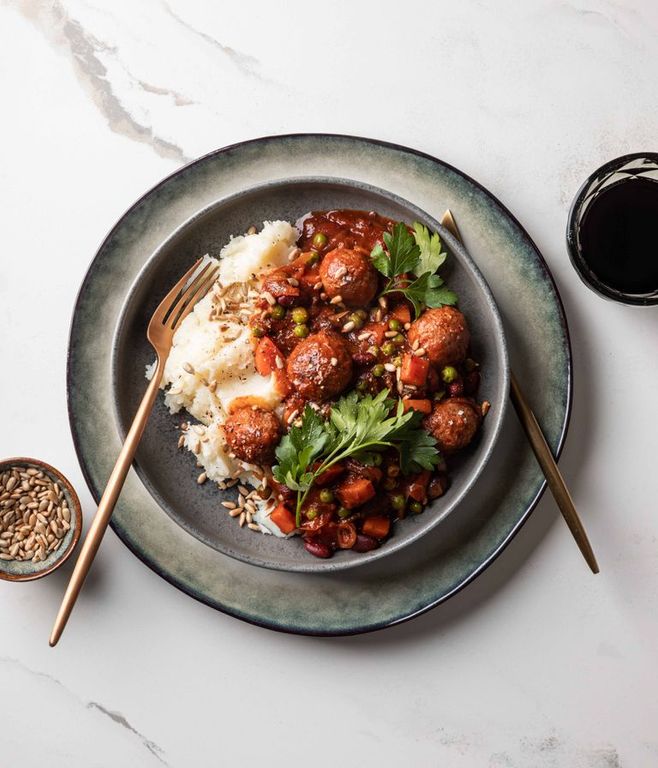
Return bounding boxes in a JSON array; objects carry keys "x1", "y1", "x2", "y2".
[{"x1": 579, "y1": 177, "x2": 658, "y2": 297}]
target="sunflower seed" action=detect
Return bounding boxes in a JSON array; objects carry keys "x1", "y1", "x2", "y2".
[{"x1": 329, "y1": 295, "x2": 343, "y2": 305}]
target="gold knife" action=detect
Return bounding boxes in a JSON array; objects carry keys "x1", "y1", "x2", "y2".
[{"x1": 441, "y1": 209, "x2": 599, "y2": 573}]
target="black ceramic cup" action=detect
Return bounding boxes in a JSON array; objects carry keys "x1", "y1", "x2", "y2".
[{"x1": 566, "y1": 152, "x2": 658, "y2": 306}]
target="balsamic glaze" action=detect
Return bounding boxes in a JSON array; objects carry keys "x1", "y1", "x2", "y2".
[{"x1": 579, "y1": 177, "x2": 658, "y2": 296}]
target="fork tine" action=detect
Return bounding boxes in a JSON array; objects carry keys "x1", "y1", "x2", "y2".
[
  {"x1": 161, "y1": 260, "x2": 217, "y2": 326},
  {"x1": 168, "y1": 265, "x2": 220, "y2": 330},
  {"x1": 150, "y1": 258, "x2": 206, "y2": 326}
]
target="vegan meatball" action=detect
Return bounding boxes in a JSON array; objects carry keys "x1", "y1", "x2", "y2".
[
  {"x1": 223, "y1": 405, "x2": 282, "y2": 464},
  {"x1": 423, "y1": 397, "x2": 482, "y2": 454},
  {"x1": 408, "y1": 307, "x2": 470, "y2": 368},
  {"x1": 286, "y1": 330, "x2": 352, "y2": 401},
  {"x1": 318, "y1": 247, "x2": 378, "y2": 307}
]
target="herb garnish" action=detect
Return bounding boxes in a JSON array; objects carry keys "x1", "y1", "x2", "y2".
[
  {"x1": 272, "y1": 390, "x2": 440, "y2": 526},
  {"x1": 370, "y1": 222, "x2": 458, "y2": 318}
]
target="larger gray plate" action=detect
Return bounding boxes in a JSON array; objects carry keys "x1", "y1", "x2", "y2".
[{"x1": 68, "y1": 135, "x2": 572, "y2": 634}]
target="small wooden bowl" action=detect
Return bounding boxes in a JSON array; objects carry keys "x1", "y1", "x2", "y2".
[{"x1": 0, "y1": 457, "x2": 82, "y2": 582}]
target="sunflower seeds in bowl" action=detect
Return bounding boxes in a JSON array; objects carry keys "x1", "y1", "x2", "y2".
[{"x1": 0, "y1": 458, "x2": 82, "y2": 581}]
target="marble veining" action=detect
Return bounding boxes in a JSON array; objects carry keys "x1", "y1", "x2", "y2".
[{"x1": 1, "y1": 0, "x2": 657, "y2": 765}]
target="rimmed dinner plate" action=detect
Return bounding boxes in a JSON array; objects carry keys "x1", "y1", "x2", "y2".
[{"x1": 68, "y1": 134, "x2": 571, "y2": 635}]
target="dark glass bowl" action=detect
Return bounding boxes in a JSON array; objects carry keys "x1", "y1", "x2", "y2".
[{"x1": 566, "y1": 152, "x2": 658, "y2": 306}]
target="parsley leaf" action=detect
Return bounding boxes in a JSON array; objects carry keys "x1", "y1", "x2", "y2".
[
  {"x1": 272, "y1": 405, "x2": 328, "y2": 494},
  {"x1": 372, "y1": 219, "x2": 459, "y2": 318},
  {"x1": 401, "y1": 272, "x2": 458, "y2": 317},
  {"x1": 371, "y1": 222, "x2": 420, "y2": 278},
  {"x1": 412, "y1": 222, "x2": 447, "y2": 276},
  {"x1": 271, "y1": 390, "x2": 441, "y2": 525}
]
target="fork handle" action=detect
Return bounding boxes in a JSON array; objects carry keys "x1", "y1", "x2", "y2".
[
  {"x1": 509, "y1": 371, "x2": 599, "y2": 573},
  {"x1": 49, "y1": 360, "x2": 164, "y2": 646}
]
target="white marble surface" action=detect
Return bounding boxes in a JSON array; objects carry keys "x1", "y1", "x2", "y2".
[{"x1": 1, "y1": 1, "x2": 657, "y2": 765}]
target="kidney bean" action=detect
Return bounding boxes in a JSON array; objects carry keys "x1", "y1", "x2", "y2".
[
  {"x1": 447, "y1": 379, "x2": 464, "y2": 397},
  {"x1": 352, "y1": 534, "x2": 379, "y2": 553},
  {"x1": 428, "y1": 476, "x2": 449, "y2": 499},
  {"x1": 463, "y1": 370, "x2": 480, "y2": 395},
  {"x1": 303, "y1": 539, "x2": 333, "y2": 558}
]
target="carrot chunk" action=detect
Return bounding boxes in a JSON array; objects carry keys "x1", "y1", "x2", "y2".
[
  {"x1": 255, "y1": 337, "x2": 283, "y2": 376},
  {"x1": 336, "y1": 477, "x2": 376, "y2": 509},
  {"x1": 402, "y1": 398, "x2": 432, "y2": 415},
  {"x1": 362, "y1": 516, "x2": 391, "y2": 539},
  {"x1": 391, "y1": 304, "x2": 411, "y2": 324},
  {"x1": 361, "y1": 322, "x2": 388, "y2": 346},
  {"x1": 269, "y1": 503, "x2": 297, "y2": 535},
  {"x1": 406, "y1": 470, "x2": 431, "y2": 503},
  {"x1": 400, "y1": 354, "x2": 429, "y2": 386},
  {"x1": 313, "y1": 462, "x2": 345, "y2": 486}
]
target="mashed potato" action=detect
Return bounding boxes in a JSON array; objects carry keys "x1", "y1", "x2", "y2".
[{"x1": 150, "y1": 221, "x2": 298, "y2": 493}]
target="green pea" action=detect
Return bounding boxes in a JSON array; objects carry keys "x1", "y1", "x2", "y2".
[
  {"x1": 434, "y1": 390, "x2": 446, "y2": 401},
  {"x1": 441, "y1": 365, "x2": 458, "y2": 383},
  {"x1": 293, "y1": 324, "x2": 310, "y2": 338},
  {"x1": 251, "y1": 326, "x2": 265, "y2": 338},
  {"x1": 372, "y1": 452, "x2": 383, "y2": 467},
  {"x1": 391, "y1": 356, "x2": 402, "y2": 368},
  {"x1": 306, "y1": 508, "x2": 317, "y2": 521},
  {"x1": 356, "y1": 379, "x2": 368, "y2": 393},
  {"x1": 372, "y1": 364, "x2": 385, "y2": 377},
  {"x1": 312, "y1": 232, "x2": 328, "y2": 249},
  {"x1": 388, "y1": 318, "x2": 401, "y2": 331},
  {"x1": 381, "y1": 341, "x2": 396, "y2": 356},
  {"x1": 337, "y1": 507, "x2": 351, "y2": 518},
  {"x1": 391, "y1": 494, "x2": 405, "y2": 511},
  {"x1": 306, "y1": 251, "x2": 320, "y2": 266},
  {"x1": 292, "y1": 307, "x2": 309, "y2": 324},
  {"x1": 383, "y1": 477, "x2": 397, "y2": 491},
  {"x1": 409, "y1": 500, "x2": 423, "y2": 514},
  {"x1": 394, "y1": 334, "x2": 405, "y2": 345},
  {"x1": 319, "y1": 489, "x2": 334, "y2": 503},
  {"x1": 271, "y1": 303, "x2": 285, "y2": 320},
  {"x1": 355, "y1": 309, "x2": 368, "y2": 320},
  {"x1": 349, "y1": 312, "x2": 364, "y2": 330}
]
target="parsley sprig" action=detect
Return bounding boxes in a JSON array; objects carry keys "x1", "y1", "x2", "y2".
[
  {"x1": 272, "y1": 390, "x2": 440, "y2": 526},
  {"x1": 370, "y1": 222, "x2": 458, "y2": 317}
]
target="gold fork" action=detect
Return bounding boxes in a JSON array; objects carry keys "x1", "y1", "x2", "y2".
[
  {"x1": 50, "y1": 258, "x2": 220, "y2": 646},
  {"x1": 441, "y1": 210, "x2": 599, "y2": 573}
]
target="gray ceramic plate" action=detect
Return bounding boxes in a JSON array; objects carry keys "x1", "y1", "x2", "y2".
[
  {"x1": 112, "y1": 178, "x2": 509, "y2": 572},
  {"x1": 68, "y1": 135, "x2": 571, "y2": 634}
]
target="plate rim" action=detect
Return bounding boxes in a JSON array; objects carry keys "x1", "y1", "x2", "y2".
[
  {"x1": 109, "y1": 174, "x2": 510, "y2": 573},
  {"x1": 67, "y1": 133, "x2": 573, "y2": 635}
]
